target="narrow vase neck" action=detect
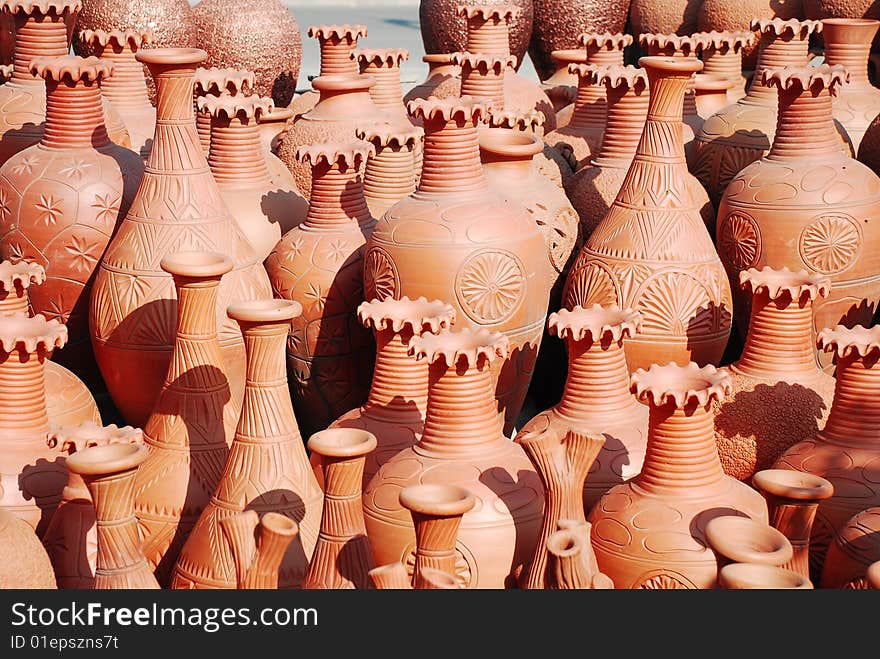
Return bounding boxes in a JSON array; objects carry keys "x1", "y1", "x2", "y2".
[
  {"x1": 411, "y1": 512, "x2": 461, "y2": 578},
  {"x1": 12, "y1": 12, "x2": 71, "y2": 85},
  {"x1": 0, "y1": 288, "x2": 29, "y2": 315},
  {"x1": 88, "y1": 470, "x2": 144, "y2": 574},
  {"x1": 764, "y1": 495, "x2": 816, "y2": 578},
  {"x1": 824, "y1": 38, "x2": 871, "y2": 86},
  {"x1": 363, "y1": 145, "x2": 416, "y2": 213},
  {"x1": 320, "y1": 455, "x2": 367, "y2": 539},
  {"x1": 364, "y1": 327, "x2": 428, "y2": 419},
  {"x1": 0, "y1": 346, "x2": 49, "y2": 439},
  {"x1": 460, "y1": 64, "x2": 505, "y2": 108},
  {"x1": 147, "y1": 63, "x2": 203, "y2": 173},
  {"x1": 683, "y1": 78, "x2": 699, "y2": 118},
  {"x1": 42, "y1": 79, "x2": 109, "y2": 149},
  {"x1": 568, "y1": 78, "x2": 606, "y2": 129},
  {"x1": 304, "y1": 164, "x2": 372, "y2": 230},
  {"x1": 556, "y1": 338, "x2": 638, "y2": 419},
  {"x1": 587, "y1": 49, "x2": 624, "y2": 67},
  {"x1": 97, "y1": 44, "x2": 152, "y2": 108},
  {"x1": 363, "y1": 65, "x2": 404, "y2": 111},
  {"x1": 767, "y1": 89, "x2": 839, "y2": 160},
  {"x1": 748, "y1": 35, "x2": 810, "y2": 102},
  {"x1": 637, "y1": 71, "x2": 688, "y2": 162},
  {"x1": 594, "y1": 86, "x2": 648, "y2": 166},
  {"x1": 417, "y1": 119, "x2": 487, "y2": 195},
  {"x1": 196, "y1": 110, "x2": 211, "y2": 154},
  {"x1": 208, "y1": 117, "x2": 270, "y2": 185},
  {"x1": 241, "y1": 321, "x2": 289, "y2": 390},
  {"x1": 320, "y1": 37, "x2": 358, "y2": 76},
  {"x1": 702, "y1": 49, "x2": 743, "y2": 81},
  {"x1": 466, "y1": 18, "x2": 510, "y2": 56},
  {"x1": 820, "y1": 356, "x2": 880, "y2": 445}
]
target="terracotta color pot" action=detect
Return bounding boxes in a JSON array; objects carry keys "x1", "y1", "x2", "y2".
[
  {"x1": 90, "y1": 48, "x2": 272, "y2": 429},
  {"x1": 516, "y1": 305, "x2": 648, "y2": 508},
  {"x1": 0, "y1": 55, "x2": 143, "y2": 390},
  {"x1": 695, "y1": 73, "x2": 737, "y2": 118},
  {"x1": 368, "y1": 562, "x2": 459, "y2": 589},
  {"x1": 364, "y1": 97, "x2": 553, "y2": 436},
  {"x1": 546, "y1": 520, "x2": 613, "y2": 588},
  {"x1": 715, "y1": 65, "x2": 880, "y2": 371},
  {"x1": 821, "y1": 507, "x2": 880, "y2": 588},
  {"x1": 0, "y1": 508, "x2": 56, "y2": 588},
  {"x1": 363, "y1": 328, "x2": 545, "y2": 588},
  {"x1": 257, "y1": 105, "x2": 295, "y2": 185},
  {"x1": 402, "y1": 53, "x2": 460, "y2": 106},
  {"x1": 563, "y1": 56, "x2": 733, "y2": 373},
  {"x1": 546, "y1": 63, "x2": 606, "y2": 172},
  {"x1": 753, "y1": 468, "x2": 834, "y2": 581},
  {"x1": 629, "y1": 0, "x2": 702, "y2": 35},
  {"x1": 324, "y1": 297, "x2": 455, "y2": 490},
  {"x1": 697, "y1": 31, "x2": 756, "y2": 102},
  {"x1": 704, "y1": 514, "x2": 793, "y2": 572},
  {"x1": 712, "y1": 268, "x2": 836, "y2": 481},
  {"x1": 804, "y1": 0, "x2": 880, "y2": 22},
  {"x1": 220, "y1": 510, "x2": 300, "y2": 589},
  {"x1": 717, "y1": 562, "x2": 813, "y2": 588},
  {"x1": 194, "y1": 67, "x2": 254, "y2": 156},
  {"x1": 357, "y1": 125, "x2": 422, "y2": 219},
  {"x1": 588, "y1": 362, "x2": 769, "y2": 589},
  {"x1": 0, "y1": 260, "x2": 99, "y2": 427},
  {"x1": 541, "y1": 49, "x2": 585, "y2": 114},
  {"x1": 199, "y1": 93, "x2": 307, "y2": 261},
  {"x1": 773, "y1": 324, "x2": 880, "y2": 578}
]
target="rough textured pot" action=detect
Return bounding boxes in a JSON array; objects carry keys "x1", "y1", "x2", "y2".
[
  {"x1": 90, "y1": 48, "x2": 272, "y2": 429},
  {"x1": 191, "y1": 0, "x2": 301, "y2": 107},
  {"x1": 712, "y1": 268, "x2": 836, "y2": 481},
  {"x1": 516, "y1": 305, "x2": 649, "y2": 509},
  {"x1": 753, "y1": 468, "x2": 834, "y2": 582},
  {"x1": 357, "y1": 125, "x2": 422, "y2": 219},
  {"x1": 362, "y1": 328, "x2": 545, "y2": 589},
  {"x1": 629, "y1": 0, "x2": 702, "y2": 35},
  {"x1": 563, "y1": 56, "x2": 733, "y2": 373},
  {"x1": 258, "y1": 105, "x2": 297, "y2": 187},
  {"x1": 773, "y1": 324, "x2": 880, "y2": 578},
  {"x1": 0, "y1": 507, "x2": 56, "y2": 587},
  {"x1": 697, "y1": 31, "x2": 755, "y2": 102},
  {"x1": 717, "y1": 562, "x2": 813, "y2": 588},
  {"x1": 172, "y1": 298, "x2": 323, "y2": 590},
  {"x1": 193, "y1": 67, "x2": 253, "y2": 156},
  {"x1": 324, "y1": 297, "x2": 455, "y2": 490},
  {"x1": 304, "y1": 428, "x2": 377, "y2": 590},
  {"x1": 588, "y1": 362, "x2": 769, "y2": 589},
  {"x1": 540, "y1": 49, "x2": 584, "y2": 114},
  {"x1": 220, "y1": 510, "x2": 299, "y2": 589},
  {"x1": 704, "y1": 514, "x2": 793, "y2": 573},
  {"x1": 0, "y1": 55, "x2": 143, "y2": 390},
  {"x1": 820, "y1": 507, "x2": 880, "y2": 588},
  {"x1": 0, "y1": 260, "x2": 99, "y2": 427},
  {"x1": 695, "y1": 73, "x2": 737, "y2": 118},
  {"x1": 65, "y1": 438, "x2": 159, "y2": 589},
  {"x1": 266, "y1": 142, "x2": 376, "y2": 438},
  {"x1": 199, "y1": 93, "x2": 307, "y2": 261},
  {"x1": 364, "y1": 97, "x2": 553, "y2": 436},
  {"x1": 715, "y1": 65, "x2": 880, "y2": 370},
  {"x1": 803, "y1": 0, "x2": 880, "y2": 23},
  {"x1": 546, "y1": 520, "x2": 613, "y2": 588},
  {"x1": 132, "y1": 251, "x2": 240, "y2": 586}
]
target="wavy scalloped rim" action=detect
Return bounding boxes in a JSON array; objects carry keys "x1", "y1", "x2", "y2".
[
  {"x1": 78, "y1": 28, "x2": 154, "y2": 49},
  {"x1": 0, "y1": 0, "x2": 80, "y2": 15},
  {"x1": 355, "y1": 123, "x2": 424, "y2": 148},
  {"x1": 0, "y1": 313, "x2": 67, "y2": 353},
  {"x1": 357, "y1": 296, "x2": 456, "y2": 334},
  {"x1": 47, "y1": 421, "x2": 144, "y2": 454},
  {"x1": 568, "y1": 62, "x2": 601, "y2": 82},
  {"x1": 637, "y1": 32, "x2": 706, "y2": 55},
  {"x1": 307, "y1": 24, "x2": 368, "y2": 41},
  {"x1": 694, "y1": 30, "x2": 756, "y2": 51},
  {"x1": 818, "y1": 324, "x2": 880, "y2": 360},
  {"x1": 739, "y1": 266, "x2": 831, "y2": 301},
  {"x1": 487, "y1": 107, "x2": 545, "y2": 131},
  {"x1": 408, "y1": 327, "x2": 509, "y2": 367},
  {"x1": 30, "y1": 55, "x2": 111, "y2": 83},
  {"x1": 455, "y1": 4, "x2": 521, "y2": 21},
  {"x1": 751, "y1": 17, "x2": 823, "y2": 38},
  {"x1": 197, "y1": 93, "x2": 274, "y2": 120},
  {"x1": 296, "y1": 140, "x2": 374, "y2": 168},
  {"x1": 630, "y1": 362, "x2": 732, "y2": 408},
  {"x1": 194, "y1": 67, "x2": 255, "y2": 96},
  {"x1": 0, "y1": 260, "x2": 45, "y2": 292},
  {"x1": 356, "y1": 48, "x2": 410, "y2": 68},
  {"x1": 452, "y1": 51, "x2": 517, "y2": 71},
  {"x1": 595, "y1": 64, "x2": 649, "y2": 90},
  {"x1": 578, "y1": 32, "x2": 633, "y2": 49},
  {"x1": 761, "y1": 63, "x2": 849, "y2": 95},
  {"x1": 548, "y1": 304, "x2": 642, "y2": 344},
  {"x1": 407, "y1": 96, "x2": 487, "y2": 124}
]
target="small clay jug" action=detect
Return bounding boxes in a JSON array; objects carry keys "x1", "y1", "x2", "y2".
[
  {"x1": 588, "y1": 362, "x2": 769, "y2": 589},
  {"x1": 257, "y1": 105, "x2": 296, "y2": 188},
  {"x1": 704, "y1": 514, "x2": 793, "y2": 573},
  {"x1": 357, "y1": 124, "x2": 423, "y2": 219},
  {"x1": 171, "y1": 297, "x2": 322, "y2": 590},
  {"x1": 545, "y1": 520, "x2": 613, "y2": 589},
  {"x1": 362, "y1": 328, "x2": 545, "y2": 589},
  {"x1": 712, "y1": 267, "x2": 836, "y2": 481},
  {"x1": 219, "y1": 510, "x2": 300, "y2": 589},
  {"x1": 193, "y1": 67, "x2": 254, "y2": 156},
  {"x1": 821, "y1": 507, "x2": 880, "y2": 588},
  {"x1": 133, "y1": 251, "x2": 240, "y2": 586},
  {"x1": 717, "y1": 562, "x2": 813, "y2": 588},
  {"x1": 716, "y1": 65, "x2": 880, "y2": 370},
  {"x1": 563, "y1": 56, "x2": 733, "y2": 373},
  {"x1": 265, "y1": 141, "x2": 377, "y2": 438},
  {"x1": 324, "y1": 296, "x2": 456, "y2": 489},
  {"x1": 773, "y1": 324, "x2": 880, "y2": 578},
  {"x1": 65, "y1": 437, "x2": 159, "y2": 589},
  {"x1": 697, "y1": 30, "x2": 755, "y2": 102},
  {"x1": 303, "y1": 428, "x2": 377, "y2": 590},
  {"x1": 0, "y1": 508, "x2": 56, "y2": 587},
  {"x1": 199, "y1": 93, "x2": 307, "y2": 261},
  {"x1": 694, "y1": 74, "x2": 737, "y2": 119}
]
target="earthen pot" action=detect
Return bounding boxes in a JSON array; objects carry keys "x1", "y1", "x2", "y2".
[
  {"x1": 199, "y1": 93, "x2": 307, "y2": 261},
  {"x1": 821, "y1": 507, "x2": 880, "y2": 588},
  {"x1": 265, "y1": 142, "x2": 377, "y2": 438},
  {"x1": 712, "y1": 268, "x2": 836, "y2": 481},
  {"x1": 694, "y1": 73, "x2": 737, "y2": 118},
  {"x1": 402, "y1": 53, "x2": 460, "y2": 106},
  {"x1": 540, "y1": 49, "x2": 585, "y2": 114},
  {"x1": 803, "y1": 0, "x2": 880, "y2": 23},
  {"x1": 563, "y1": 56, "x2": 733, "y2": 373},
  {"x1": 773, "y1": 324, "x2": 880, "y2": 578},
  {"x1": 90, "y1": 48, "x2": 272, "y2": 429},
  {"x1": 362, "y1": 327, "x2": 545, "y2": 589},
  {"x1": 220, "y1": 511, "x2": 300, "y2": 589},
  {"x1": 545, "y1": 63, "x2": 606, "y2": 171},
  {"x1": 194, "y1": 67, "x2": 254, "y2": 156},
  {"x1": 0, "y1": 55, "x2": 143, "y2": 390},
  {"x1": 0, "y1": 508, "x2": 56, "y2": 587},
  {"x1": 715, "y1": 64, "x2": 880, "y2": 370},
  {"x1": 357, "y1": 125, "x2": 423, "y2": 219},
  {"x1": 546, "y1": 520, "x2": 613, "y2": 588},
  {"x1": 704, "y1": 514, "x2": 794, "y2": 572},
  {"x1": 257, "y1": 105, "x2": 298, "y2": 189},
  {"x1": 364, "y1": 96, "x2": 553, "y2": 436},
  {"x1": 588, "y1": 362, "x2": 769, "y2": 589},
  {"x1": 629, "y1": 0, "x2": 702, "y2": 35},
  {"x1": 717, "y1": 562, "x2": 813, "y2": 588},
  {"x1": 697, "y1": 31, "x2": 756, "y2": 102}
]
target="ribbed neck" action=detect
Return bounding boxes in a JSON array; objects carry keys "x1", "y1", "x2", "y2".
[
  {"x1": 240, "y1": 319, "x2": 289, "y2": 390},
  {"x1": 819, "y1": 354, "x2": 880, "y2": 446},
  {"x1": 0, "y1": 342, "x2": 50, "y2": 440},
  {"x1": 362, "y1": 63, "x2": 404, "y2": 111},
  {"x1": 637, "y1": 66, "x2": 689, "y2": 162},
  {"x1": 363, "y1": 144, "x2": 416, "y2": 217},
  {"x1": 87, "y1": 467, "x2": 145, "y2": 575},
  {"x1": 317, "y1": 453, "x2": 366, "y2": 537},
  {"x1": 747, "y1": 33, "x2": 811, "y2": 103},
  {"x1": 587, "y1": 48, "x2": 624, "y2": 67},
  {"x1": 12, "y1": 10, "x2": 72, "y2": 85},
  {"x1": 304, "y1": 162, "x2": 372, "y2": 230},
  {"x1": 145, "y1": 60, "x2": 204, "y2": 174},
  {"x1": 568, "y1": 74, "x2": 606, "y2": 129},
  {"x1": 416, "y1": 117, "x2": 487, "y2": 196},
  {"x1": 410, "y1": 508, "x2": 463, "y2": 580},
  {"x1": 460, "y1": 61, "x2": 505, "y2": 109},
  {"x1": 465, "y1": 16, "x2": 510, "y2": 55},
  {"x1": 208, "y1": 115, "x2": 270, "y2": 185},
  {"x1": 556, "y1": 336, "x2": 639, "y2": 419},
  {"x1": 319, "y1": 36, "x2": 358, "y2": 76},
  {"x1": 195, "y1": 108, "x2": 211, "y2": 154},
  {"x1": 767, "y1": 87, "x2": 839, "y2": 160},
  {"x1": 0, "y1": 287, "x2": 29, "y2": 314},
  {"x1": 96, "y1": 42, "x2": 151, "y2": 108},
  {"x1": 364, "y1": 326, "x2": 428, "y2": 420},
  {"x1": 823, "y1": 28, "x2": 872, "y2": 86},
  {"x1": 41, "y1": 77, "x2": 109, "y2": 149},
  {"x1": 594, "y1": 83, "x2": 648, "y2": 167},
  {"x1": 702, "y1": 48, "x2": 743, "y2": 81}
]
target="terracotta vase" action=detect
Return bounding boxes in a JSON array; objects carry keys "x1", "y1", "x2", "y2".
[
  {"x1": 712, "y1": 267, "x2": 836, "y2": 481},
  {"x1": 0, "y1": 260, "x2": 99, "y2": 427},
  {"x1": 715, "y1": 65, "x2": 880, "y2": 371},
  {"x1": 199, "y1": 93, "x2": 307, "y2": 261},
  {"x1": 324, "y1": 296, "x2": 456, "y2": 490},
  {"x1": 565, "y1": 65, "x2": 650, "y2": 240},
  {"x1": 546, "y1": 63, "x2": 608, "y2": 172},
  {"x1": 265, "y1": 142, "x2": 376, "y2": 438},
  {"x1": 697, "y1": 31, "x2": 755, "y2": 102},
  {"x1": 694, "y1": 74, "x2": 736, "y2": 118},
  {"x1": 220, "y1": 510, "x2": 300, "y2": 589},
  {"x1": 629, "y1": 0, "x2": 702, "y2": 35},
  {"x1": 516, "y1": 305, "x2": 649, "y2": 509},
  {"x1": 0, "y1": 55, "x2": 144, "y2": 390},
  {"x1": 303, "y1": 428, "x2": 377, "y2": 590},
  {"x1": 540, "y1": 49, "x2": 585, "y2": 114},
  {"x1": 820, "y1": 507, "x2": 880, "y2": 588},
  {"x1": 257, "y1": 105, "x2": 295, "y2": 188},
  {"x1": 132, "y1": 251, "x2": 240, "y2": 585},
  {"x1": 42, "y1": 422, "x2": 141, "y2": 589},
  {"x1": 79, "y1": 28, "x2": 156, "y2": 159},
  {"x1": 357, "y1": 125, "x2": 422, "y2": 219},
  {"x1": 562, "y1": 56, "x2": 733, "y2": 373},
  {"x1": 545, "y1": 520, "x2": 613, "y2": 588},
  {"x1": 704, "y1": 514, "x2": 794, "y2": 572},
  {"x1": 362, "y1": 328, "x2": 545, "y2": 589},
  {"x1": 364, "y1": 97, "x2": 553, "y2": 436},
  {"x1": 588, "y1": 362, "x2": 769, "y2": 589},
  {"x1": 773, "y1": 324, "x2": 880, "y2": 578},
  {"x1": 90, "y1": 48, "x2": 273, "y2": 429},
  {"x1": 803, "y1": 0, "x2": 880, "y2": 24},
  {"x1": 65, "y1": 438, "x2": 159, "y2": 589},
  {"x1": 368, "y1": 561, "x2": 458, "y2": 589},
  {"x1": 193, "y1": 67, "x2": 254, "y2": 156},
  {"x1": 402, "y1": 53, "x2": 460, "y2": 106},
  {"x1": 752, "y1": 468, "x2": 834, "y2": 581},
  {"x1": 0, "y1": 508, "x2": 56, "y2": 587},
  {"x1": 717, "y1": 562, "x2": 813, "y2": 588}
]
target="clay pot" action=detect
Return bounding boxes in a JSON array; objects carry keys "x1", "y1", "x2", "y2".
[
  {"x1": 90, "y1": 48, "x2": 273, "y2": 429},
  {"x1": 773, "y1": 324, "x2": 880, "y2": 578},
  {"x1": 516, "y1": 305, "x2": 648, "y2": 508},
  {"x1": 0, "y1": 508, "x2": 56, "y2": 588},
  {"x1": 364, "y1": 97, "x2": 553, "y2": 436},
  {"x1": 630, "y1": 0, "x2": 702, "y2": 35},
  {"x1": 65, "y1": 437, "x2": 159, "y2": 589},
  {"x1": 220, "y1": 511, "x2": 300, "y2": 589},
  {"x1": 821, "y1": 507, "x2": 880, "y2": 588},
  {"x1": 717, "y1": 562, "x2": 813, "y2": 588},
  {"x1": 804, "y1": 0, "x2": 880, "y2": 23},
  {"x1": 191, "y1": 0, "x2": 301, "y2": 107},
  {"x1": 541, "y1": 49, "x2": 585, "y2": 114},
  {"x1": 0, "y1": 260, "x2": 99, "y2": 427},
  {"x1": 368, "y1": 561, "x2": 458, "y2": 589},
  {"x1": 79, "y1": 28, "x2": 155, "y2": 159},
  {"x1": 362, "y1": 328, "x2": 545, "y2": 588},
  {"x1": 257, "y1": 105, "x2": 295, "y2": 187},
  {"x1": 563, "y1": 56, "x2": 733, "y2": 373},
  {"x1": 712, "y1": 268, "x2": 836, "y2": 481},
  {"x1": 694, "y1": 73, "x2": 737, "y2": 118},
  {"x1": 0, "y1": 55, "x2": 143, "y2": 390},
  {"x1": 132, "y1": 251, "x2": 240, "y2": 586},
  {"x1": 546, "y1": 64, "x2": 607, "y2": 171},
  {"x1": 715, "y1": 64, "x2": 880, "y2": 371},
  {"x1": 752, "y1": 468, "x2": 834, "y2": 581},
  {"x1": 199, "y1": 93, "x2": 307, "y2": 261},
  {"x1": 588, "y1": 362, "x2": 769, "y2": 589},
  {"x1": 194, "y1": 67, "x2": 254, "y2": 156},
  {"x1": 545, "y1": 520, "x2": 613, "y2": 588},
  {"x1": 324, "y1": 296, "x2": 456, "y2": 490},
  {"x1": 697, "y1": 31, "x2": 756, "y2": 102},
  {"x1": 704, "y1": 514, "x2": 794, "y2": 572},
  {"x1": 402, "y1": 53, "x2": 460, "y2": 106},
  {"x1": 357, "y1": 125, "x2": 422, "y2": 219}
]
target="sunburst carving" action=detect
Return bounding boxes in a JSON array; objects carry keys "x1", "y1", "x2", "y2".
[
  {"x1": 638, "y1": 271, "x2": 714, "y2": 336},
  {"x1": 563, "y1": 262, "x2": 618, "y2": 309},
  {"x1": 718, "y1": 211, "x2": 761, "y2": 271},
  {"x1": 363, "y1": 247, "x2": 398, "y2": 302},
  {"x1": 455, "y1": 250, "x2": 525, "y2": 324},
  {"x1": 799, "y1": 214, "x2": 861, "y2": 274}
]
